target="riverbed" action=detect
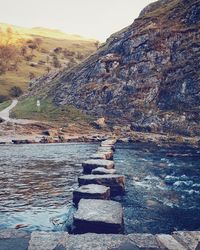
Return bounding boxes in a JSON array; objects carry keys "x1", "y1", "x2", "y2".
[{"x1": 0, "y1": 142, "x2": 199, "y2": 233}]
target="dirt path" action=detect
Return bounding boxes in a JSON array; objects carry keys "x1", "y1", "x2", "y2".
[{"x1": 0, "y1": 99, "x2": 36, "y2": 124}]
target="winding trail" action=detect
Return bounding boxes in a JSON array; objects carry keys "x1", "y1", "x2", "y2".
[{"x1": 0, "y1": 99, "x2": 36, "y2": 124}]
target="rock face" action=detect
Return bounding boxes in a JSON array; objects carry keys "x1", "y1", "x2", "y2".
[
  {"x1": 78, "y1": 174, "x2": 125, "y2": 195},
  {"x1": 28, "y1": 0, "x2": 200, "y2": 136},
  {"x1": 73, "y1": 199, "x2": 124, "y2": 234},
  {"x1": 73, "y1": 184, "x2": 110, "y2": 205}
]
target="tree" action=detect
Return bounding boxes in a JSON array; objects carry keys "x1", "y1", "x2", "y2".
[
  {"x1": 21, "y1": 46, "x2": 28, "y2": 57},
  {"x1": 54, "y1": 47, "x2": 62, "y2": 54},
  {"x1": 0, "y1": 44, "x2": 19, "y2": 75},
  {"x1": 29, "y1": 72, "x2": 36, "y2": 80},
  {"x1": 52, "y1": 55, "x2": 61, "y2": 68},
  {"x1": 9, "y1": 86, "x2": 23, "y2": 97}
]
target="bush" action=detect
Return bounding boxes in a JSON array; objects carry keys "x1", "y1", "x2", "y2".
[
  {"x1": 0, "y1": 95, "x2": 9, "y2": 103},
  {"x1": 9, "y1": 86, "x2": 23, "y2": 97}
]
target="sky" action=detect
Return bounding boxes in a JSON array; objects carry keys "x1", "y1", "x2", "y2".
[{"x1": 0, "y1": 0, "x2": 155, "y2": 41}]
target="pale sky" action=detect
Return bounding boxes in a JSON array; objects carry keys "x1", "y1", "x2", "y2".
[{"x1": 0, "y1": 0, "x2": 155, "y2": 41}]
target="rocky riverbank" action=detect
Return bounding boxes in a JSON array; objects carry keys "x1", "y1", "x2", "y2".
[{"x1": 0, "y1": 119, "x2": 199, "y2": 147}]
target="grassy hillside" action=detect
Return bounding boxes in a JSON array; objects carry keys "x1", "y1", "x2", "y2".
[
  {"x1": 0, "y1": 23, "x2": 98, "y2": 98},
  {"x1": 0, "y1": 100, "x2": 12, "y2": 111},
  {"x1": 10, "y1": 97, "x2": 92, "y2": 124}
]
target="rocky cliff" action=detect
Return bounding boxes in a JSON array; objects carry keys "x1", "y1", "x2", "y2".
[{"x1": 28, "y1": 0, "x2": 200, "y2": 136}]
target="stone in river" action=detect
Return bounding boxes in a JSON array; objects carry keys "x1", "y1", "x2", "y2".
[
  {"x1": 156, "y1": 234, "x2": 187, "y2": 250},
  {"x1": 28, "y1": 231, "x2": 69, "y2": 250},
  {"x1": 92, "y1": 167, "x2": 116, "y2": 175},
  {"x1": 101, "y1": 145, "x2": 115, "y2": 151},
  {"x1": 90, "y1": 152, "x2": 113, "y2": 160},
  {"x1": 128, "y1": 233, "x2": 165, "y2": 249},
  {"x1": 82, "y1": 159, "x2": 114, "y2": 174},
  {"x1": 78, "y1": 174, "x2": 125, "y2": 195},
  {"x1": 73, "y1": 199, "x2": 123, "y2": 234},
  {"x1": 67, "y1": 234, "x2": 130, "y2": 250},
  {"x1": 101, "y1": 139, "x2": 117, "y2": 146},
  {"x1": 73, "y1": 184, "x2": 110, "y2": 205},
  {"x1": 172, "y1": 231, "x2": 200, "y2": 250}
]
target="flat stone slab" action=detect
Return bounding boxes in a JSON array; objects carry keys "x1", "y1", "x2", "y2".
[
  {"x1": 0, "y1": 229, "x2": 31, "y2": 250},
  {"x1": 172, "y1": 231, "x2": 200, "y2": 250},
  {"x1": 100, "y1": 145, "x2": 115, "y2": 151},
  {"x1": 73, "y1": 199, "x2": 123, "y2": 234},
  {"x1": 101, "y1": 139, "x2": 117, "y2": 146},
  {"x1": 67, "y1": 234, "x2": 131, "y2": 250},
  {"x1": 156, "y1": 234, "x2": 187, "y2": 250},
  {"x1": 92, "y1": 167, "x2": 116, "y2": 175},
  {"x1": 128, "y1": 233, "x2": 165, "y2": 249},
  {"x1": 28, "y1": 231, "x2": 69, "y2": 250},
  {"x1": 82, "y1": 159, "x2": 114, "y2": 174},
  {"x1": 90, "y1": 152, "x2": 113, "y2": 160},
  {"x1": 0, "y1": 230, "x2": 199, "y2": 250},
  {"x1": 78, "y1": 174, "x2": 125, "y2": 195},
  {"x1": 73, "y1": 184, "x2": 110, "y2": 205}
]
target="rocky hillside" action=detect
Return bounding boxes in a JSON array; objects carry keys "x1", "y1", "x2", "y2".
[{"x1": 27, "y1": 0, "x2": 200, "y2": 136}]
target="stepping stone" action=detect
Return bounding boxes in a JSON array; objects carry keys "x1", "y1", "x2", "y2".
[
  {"x1": 92, "y1": 167, "x2": 116, "y2": 175},
  {"x1": 101, "y1": 145, "x2": 115, "y2": 151},
  {"x1": 172, "y1": 231, "x2": 200, "y2": 250},
  {"x1": 78, "y1": 174, "x2": 125, "y2": 195},
  {"x1": 101, "y1": 139, "x2": 116, "y2": 146},
  {"x1": 73, "y1": 199, "x2": 123, "y2": 234},
  {"x1": 97, "y1": 148, "x2": 113, "y2": 154},
  {"x1": 156, "y1": 234, "x2": 187, "y2": 250},
  {"x1": 128, "y1": 234, "x2": 165, "y2": 249},
  {"x1": 73, "y1": 184, "x2": 110, "y2": 205},
  {"x1": 90, "y1": 152, "x2": 113, "y2": 160},
  {"x1": 28, "y1": 231, "x2": 69, "y2": 250},
  {"x1": 82, "y1": 159, "x2": 114, "y2": 174}
]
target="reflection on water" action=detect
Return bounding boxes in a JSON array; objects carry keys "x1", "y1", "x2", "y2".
[
  {"x1": 0, "y1": 142, "x2": 199, "y2": 234},
  {"x1": 0, "y1": 143, "x2": 97, "y2": 231},
  {"x1": 114, "y1": 143, "x2": 200, "y2": 234}
]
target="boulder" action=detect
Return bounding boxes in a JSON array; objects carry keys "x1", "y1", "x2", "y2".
[
  {"x1": 78, "y1": 174, "x2": 125, "y2": 195},
  {"x1": 92, "y1": 167, "x2": 116, "y2": 175},
  {"x1": 73, "y1": 184, "x2": 110, "y2": 205},
  {"x1": 73, "y1": 199, "x2": 124, "y2": 234},
  {"x1": 82, "y1": 159, "x2": 114, "y2": 174}
]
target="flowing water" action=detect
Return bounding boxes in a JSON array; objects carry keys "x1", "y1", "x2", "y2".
[
  {"x1": 114, "y1": 143, "x2": 200, "y2": 234},
  {"x1": 0, "y1": 142, "x2": 199, "y2": 234}
]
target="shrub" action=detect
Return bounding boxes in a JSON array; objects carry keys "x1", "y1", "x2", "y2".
[
  {"x1": 9, "y1": 86, "x2": 23, "y2": 97},
  {"x1": 0, "y1": 95, "x2": 9, "y2": 103}
]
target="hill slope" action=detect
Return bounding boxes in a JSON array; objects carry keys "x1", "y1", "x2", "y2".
[
  {"x1": 0, "y1": 23, "x2": 98, "y2": 98},
  {"x1": 24, "y1": 0, "x2": 200, "y2": 136}
]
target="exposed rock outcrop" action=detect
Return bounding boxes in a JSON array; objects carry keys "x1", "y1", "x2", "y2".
[{"x1": 28, "y1": 0, "x2": 200, "y2": 136}]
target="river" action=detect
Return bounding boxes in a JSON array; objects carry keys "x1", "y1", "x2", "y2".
[{"x1": 0, "y1": 142, "x2": 199, "y2": 233}]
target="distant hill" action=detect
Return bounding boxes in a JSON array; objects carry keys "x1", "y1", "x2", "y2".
[{"x1": 0, "y1": 23, "x2": 98, "y2": 99}]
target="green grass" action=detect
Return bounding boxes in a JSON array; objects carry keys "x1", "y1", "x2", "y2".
[
  {"x1": 0, "y1": 100, "x2": 12, "y2": 111},
  {"x1": 10, "y1": 97, "x2": 92, "y2": 124}
]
